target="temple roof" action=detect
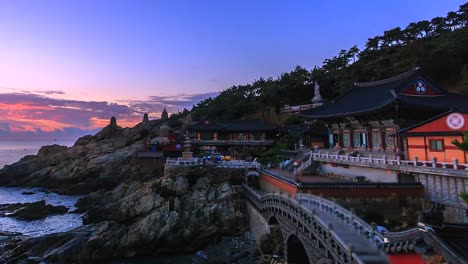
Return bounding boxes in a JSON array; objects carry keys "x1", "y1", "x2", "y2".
[
  {"x1": 300, "y1": 68, "x2": 468, "y2": 119},
  {"x1": 280, "y1": 123, "x2": 328, "y2": 136},
  {"x1": 188, "y1": 119, "x2": 275, "y2": 132},
  {"x1": 396, "y1": 109, "x2": 468, "y2": 136}
]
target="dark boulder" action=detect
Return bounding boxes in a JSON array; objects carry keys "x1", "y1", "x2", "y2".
[{"x1": 0, "y1": 200, "x2": 68, "y2": 220}]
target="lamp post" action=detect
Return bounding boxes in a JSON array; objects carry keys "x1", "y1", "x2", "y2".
[{"x1": 293, "y1": 161, "x2": 302, "y2": 184}]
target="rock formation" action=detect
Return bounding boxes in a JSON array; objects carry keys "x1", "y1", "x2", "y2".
[
  {"x1": 161, "y1": 108, "x2": 168, "y2": 120},
  {"x1": 0, "y1": 116, "x2": 249, "y2": 262},
  {"x1": 0, "y1": 172, "x2": 247, "y2": 262},
  {"x1": 143, "y1": 113, "x2": 149, "y2": 123},
  {"x1": 0, "y1": 200, "x2": 68, "y2": 220},
  {"x1": 0, "y1": 117, "x2": 162, "y2": 194}
]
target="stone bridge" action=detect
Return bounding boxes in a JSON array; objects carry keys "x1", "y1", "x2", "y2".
[
  {"x1": 244, "y1": 183, "x2": 468, "y2": 264},
  {"x1": 244, "y1": 184, "x2": 390, "y2": 264}
]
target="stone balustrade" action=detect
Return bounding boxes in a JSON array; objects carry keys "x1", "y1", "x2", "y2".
[
  {"x1": 165, "y1": 158, "x2": 261, "y2": 169},
  {"x1": 280, "y1": 104, "x2": 314, "y2": 113},
  {"x1": 192, "y1": 139, "x2": 275, "y2": 146},
  {"x1": 243, "y1": 184, "x2": 389, "y2": 263},
  {"x1": 244, "y1": 184, "x2": 468, "y2": 262},
  {"x1": 312, "y1": 152, "x2": 468, "y2": 177}
]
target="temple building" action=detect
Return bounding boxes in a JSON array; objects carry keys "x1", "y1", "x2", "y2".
[
  {"x1": 187, "y1": 119, "x2": 275, "y2": 157},
  {"x1": 300, "y1": 68, "x2": 468, "y2": 157},
  {"x1": 396, "y1": 109, "x2": 468, "y2": 163},
  {"x1": 279, "y1": 123, "x2": 328, "y2": 148}
]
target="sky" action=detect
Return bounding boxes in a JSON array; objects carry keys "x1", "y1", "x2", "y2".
[{"x1": 0, "y1": 0, "x2": 466, "y2": 140}]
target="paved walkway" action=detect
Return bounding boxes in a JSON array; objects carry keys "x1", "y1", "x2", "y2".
[
  {"x1": 270, "y1": 168, "x2": 351, "y2": 184},
  {"x1": 298, "y1": 197, "x2": 382, "y2": 259}
]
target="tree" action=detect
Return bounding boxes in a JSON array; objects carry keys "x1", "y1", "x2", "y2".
[
  {"x1": 338, "y1": 49, "x2": 352, "y2": 67},
  {"x1": 451, "y1": 132, "x2": 468, "y2": 151},
  {"x1": 404, "y1": 22, "x2": 420, "y2": 42},
  {"x1": 457, "y1": 3, "x2": 468, "y2": 27},
  {"x1": 348, "y1": 45, "x2": 360, "y2": 63},
  {"x1": 365, "y1": 36, "x2": 380, "y2": 50},
  {"x1": 446, "y1": 11, "x2": 460, "y2": 30},
  {"x1": 430, "y1": 17, "x2": 448, "y2": 36},
  {"x1": 460, "y1": 191, "x2": 468, "y2": 204},
  {"x1": 416, "y1": 20, "x2": 432, "y2": 38},
  {"x1": 383, "y1": 27, "x2": 405, "y2": 46}
]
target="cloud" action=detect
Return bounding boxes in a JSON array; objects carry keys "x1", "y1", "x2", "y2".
[
  {"x1": 121, "y1": 92, "x2": 219, "y2": 118},
  {"x1": 0, "y1": 92, "x2": 142, "y2": 139},
  {"x1": 0, "y1": 90, "x2": 218, "y2": 140},
  {"x1": 39, "y1": 90, "x2": 66, "y2": 95}
]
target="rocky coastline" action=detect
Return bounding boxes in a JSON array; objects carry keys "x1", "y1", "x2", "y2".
[{"x1": 0, "y1": 117, "x2": 255, "y2": 263}]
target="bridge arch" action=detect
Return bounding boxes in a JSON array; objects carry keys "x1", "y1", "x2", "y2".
[
  {"x1": 246, "y1": 171, "x2": 260, "y2": 189},
  {"x1": 268, "y1": 215, "x2": 279, "y2": 225},
  {"x1": 243, "y1": 184, "x2": 390, "y2": 263},
  {"x1": 286, "y1": 234, "x2": 310, "y2": 264},
  {"x1": 257, "y1": 215, "x2": 284, "y2": 258}
]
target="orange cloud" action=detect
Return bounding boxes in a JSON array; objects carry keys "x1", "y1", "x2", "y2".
[{"x1": 0, "y1": 102, "x2": 54, "y2": 111}]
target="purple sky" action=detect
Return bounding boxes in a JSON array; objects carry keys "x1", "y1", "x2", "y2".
[{"x1": 0, "y1": 0, "x2": 465, "y2": 140}]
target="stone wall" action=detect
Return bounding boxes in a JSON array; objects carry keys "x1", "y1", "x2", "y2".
[
  {"x1": 164, "y1": 166, "x2": 245, "y2": 184},
  {"x1": 415, "y1": 173, "x2": 468, "y2": 223},
  {"x1": 299, "y1": 185, "x2": 423, "y2": 198},
  {"x1": 246, "y1": 203, "x2": 269, "y2": 242},
  {"x1": 258, "y1": 173, "x2": 297, "y2": 195}
]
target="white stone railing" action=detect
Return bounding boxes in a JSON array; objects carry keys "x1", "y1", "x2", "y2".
[
  {"x1": 257, "y1": 190, "x2": 387, "y2": 263},
  {"x1": 312, "y1": 152, "x2": 468, "y2": 173},
  {"x1": 193, "y1": 139, "x2": 274, "y2": 145},
  {"x1": 244, "y1": 185, "x2": 467, "y2": 262},
  {"x1": 295, "y1": 193, "x2": 386, "y2": 245},
  {"x1": 165, "y1": 158, "x2": 201, "y2": 166},
  {"x1": 165, "y1": 158, "x2": 261, "y2": 169},
  {"x1": 280, "y1": 104, "x2": 314, "y2": 113}
]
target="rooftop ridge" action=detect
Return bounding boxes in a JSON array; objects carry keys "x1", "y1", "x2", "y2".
[{"x1": 354, "y1": 67, "x2": 420, "y2": 88}]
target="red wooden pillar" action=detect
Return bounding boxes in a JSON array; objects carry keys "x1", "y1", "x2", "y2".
[
  {"x1": 380, "y1": 127, "x2": 386, "y2": 150},
  {"x1": 366, "y1": 128, "x2": 372, "y2": 150},
  {"x1": 338, "y1": 129, "x2": 343, "y2": 148}
]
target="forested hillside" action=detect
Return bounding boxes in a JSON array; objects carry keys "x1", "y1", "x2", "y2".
[{"x1": 190, "y1": 3, "x2": 468, "y2": 121}]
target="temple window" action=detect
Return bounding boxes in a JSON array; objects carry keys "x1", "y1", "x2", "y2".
[
  {"x1": 429, "y1": 139, "x2": 444, "y2": 151},
  {"x1": 253, "y1": 132, "x2": 262, "y2": 140},
  {"x1": 385, "y1": 129, "x2": 394, "y2": 149},
  {"x1": 200, "y1": 132, "x2": 213, "y2": 140},
  {"x1": 343, "y1": 133, "x2": 350, "y2": 148},
  {"x1": 371, "y1": 130, "x2": 381, "y2": 147},
  {"x1": 353, "y1": 133, "x2": 360, "y2": 147},
  {"x1": 353, "y1": 132, "x2": 367, "y2": 148}
]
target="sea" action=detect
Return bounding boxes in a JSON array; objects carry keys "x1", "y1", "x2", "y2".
[
  {"x1": 0, "y1": 140, "x2": 82, "y2": 236},
  {"x1": 0, "y1": 140, "x2": 75, "y2": 169}
]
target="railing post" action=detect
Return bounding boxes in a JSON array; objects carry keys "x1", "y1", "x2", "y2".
[
  {"x1": 383, "y1": 155, "x2": 387, "y2": 164},
  {"x1": 347, "y1": 245, "x2": 354, "y2": 264},
  {"x1": 349, "y1": 208, "x2": 354, "y2": 225},
  {"x1": 357, "y1": 153, "x2": 361, "y2": 162},
  {"x1": 432, "y1": 157, "x2": 437, "y2": 168},
  {"x1": 396, "y1": 156, "x2": 401, "y2": 165},
  {"x1": 369, "y1": 154, "x2": 373, "y2": 163},
  {"x1": 370, "y1": 222, "x2": 376, "y2": 240},
  {"x1": 413, "y1": 156, "x2": 418, "y2": 167},
  {"x1": 453, "y1": 158, "x2": 459, "y2": 170}
]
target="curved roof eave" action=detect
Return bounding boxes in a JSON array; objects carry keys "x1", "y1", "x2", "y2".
[{"x1": 300, "y1": 98, "x2": 396, "y2": 119}]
